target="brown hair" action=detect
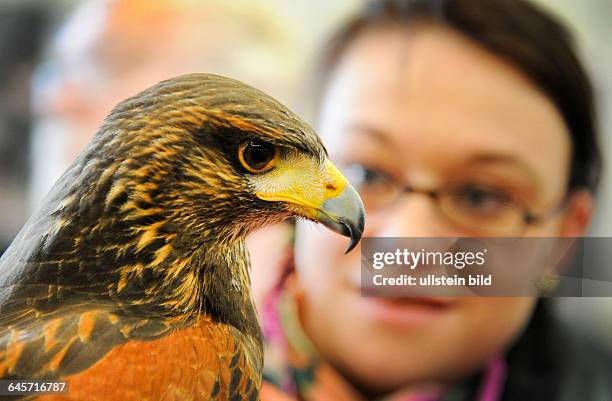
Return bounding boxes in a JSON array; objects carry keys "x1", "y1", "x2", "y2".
[{"x1": 315, "y1": 0, "x2": 602, "y2": 193}]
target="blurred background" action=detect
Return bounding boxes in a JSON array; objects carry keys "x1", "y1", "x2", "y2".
[{"x1": 0, "y1": 0, "x2": 610, "y2": 347}]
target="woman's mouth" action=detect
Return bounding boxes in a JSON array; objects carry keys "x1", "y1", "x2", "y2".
[
  {"x1": 347, "y1": 270, "x2": 456, "y2": 327},
  {"x1": 357, "y1": 296, "x2": 455, "y2": 328}
]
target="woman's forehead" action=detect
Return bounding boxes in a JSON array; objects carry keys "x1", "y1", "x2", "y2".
[{"x1": 318, "y1": 24, "x2": 571, "y2": 195}]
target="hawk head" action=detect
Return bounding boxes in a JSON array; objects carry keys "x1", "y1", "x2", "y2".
[{"x1": 92, "y1": 73, "x2": 365, "y2": 252}]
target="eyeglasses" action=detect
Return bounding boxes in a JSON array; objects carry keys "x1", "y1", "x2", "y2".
[{"x1": 343, "y1": 164, "x2": 568, "y2": 236}]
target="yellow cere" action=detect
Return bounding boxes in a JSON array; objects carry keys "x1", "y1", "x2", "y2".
[{"x1": 253, "y1": 152, "x2": 349, "y2": 218}]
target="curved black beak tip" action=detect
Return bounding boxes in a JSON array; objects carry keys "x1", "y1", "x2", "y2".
[{"x1": 341, "y1": 215, "x2": 365, "y2": 254}]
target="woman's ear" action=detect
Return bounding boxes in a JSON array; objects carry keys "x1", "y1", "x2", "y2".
[{"x1": 559, "y1": 189, "x2": 594, "y2": 237}]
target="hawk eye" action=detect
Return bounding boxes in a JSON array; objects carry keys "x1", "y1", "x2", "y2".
[{"x1": 238, "y1": 140, "x2": 278, "y2": 173}]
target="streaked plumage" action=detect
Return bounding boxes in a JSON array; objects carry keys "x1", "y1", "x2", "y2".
[{"x1": 0, "y1": 74, "x2": 364, "y2": 401}]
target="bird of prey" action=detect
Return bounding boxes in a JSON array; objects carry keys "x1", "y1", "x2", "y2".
[{"x1": 0, "y1": 74, "x2": 364, "y2": 401}]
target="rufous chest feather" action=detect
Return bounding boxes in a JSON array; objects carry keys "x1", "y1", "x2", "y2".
[{"x1": 36, "y1": 318, "x2": 261, "y2": 401}]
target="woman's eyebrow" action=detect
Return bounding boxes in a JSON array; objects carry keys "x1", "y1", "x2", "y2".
[
  {"x1": 345, "y1": 124, "x2": 393, "y2": 146},
  {"x1": 467, "y1": 153, "x2": 539, "y2": 180}
]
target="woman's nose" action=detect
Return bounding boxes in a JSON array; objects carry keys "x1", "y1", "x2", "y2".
[{"x1": 365, "y1": 193, "x2": 457, "y2": 237}]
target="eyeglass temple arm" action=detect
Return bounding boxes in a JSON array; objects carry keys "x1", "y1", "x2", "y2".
[{"x1": 523, "y1": 192, "x2": 572, "y2": 224}]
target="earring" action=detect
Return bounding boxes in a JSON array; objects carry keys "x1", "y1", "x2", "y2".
[{"x1": 535, "y1": 269, "x2": 559, "y2": 295}]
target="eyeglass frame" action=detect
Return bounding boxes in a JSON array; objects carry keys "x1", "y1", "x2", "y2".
[{"x1": 346, "y1": 164, "x2": 571, "y2": 235}]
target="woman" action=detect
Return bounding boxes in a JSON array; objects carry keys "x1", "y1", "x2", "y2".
[{"x1": 259, "y1": 0, "x2": 610, "y2": 400}]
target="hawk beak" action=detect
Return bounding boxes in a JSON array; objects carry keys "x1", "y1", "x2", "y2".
[
  {"x1": 316, "y1": 183, "x2": 365, "y2": 253},
  {"x1": 255, "y1": 157, "x2": 365, "y2": 253}
]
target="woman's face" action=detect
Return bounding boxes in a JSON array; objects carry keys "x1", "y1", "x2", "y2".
[{"x1": 294, "y1": 24, "x2": 590, "y2": 392}]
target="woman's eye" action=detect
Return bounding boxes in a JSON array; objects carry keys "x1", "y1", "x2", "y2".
[
  {"x1": 238, "y1": 140, "x2": 278, "y2": 173},
  {"x1": 452, "y1": 185, "x2": 514, "y2": 214},
  {"x1": 343, "y1": 164, "x2": 392, "y2": 188}
]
